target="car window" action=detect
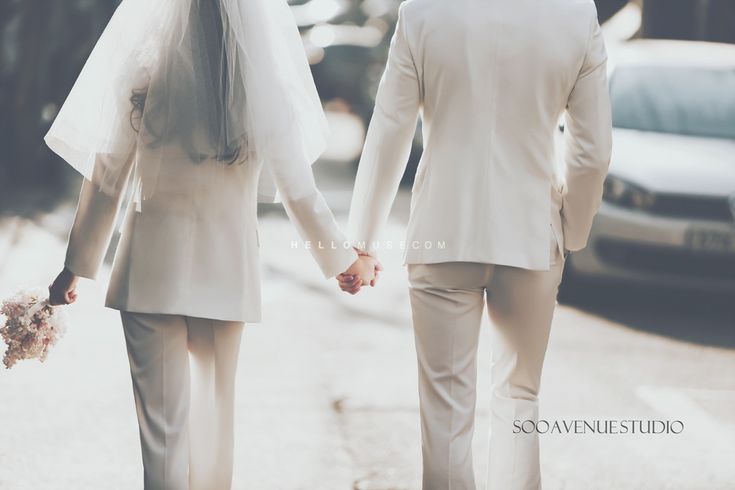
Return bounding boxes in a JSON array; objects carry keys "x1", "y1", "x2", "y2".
[{"x1": 609, "y1": 65, "x2": 735, "y2": 140}]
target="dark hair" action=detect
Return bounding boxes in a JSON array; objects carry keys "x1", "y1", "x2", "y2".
[{"x1": 129, "y1": 0, "x2": 242, "y2": 165}]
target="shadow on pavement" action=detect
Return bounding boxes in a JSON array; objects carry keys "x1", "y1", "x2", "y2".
[
  {"x1": 0, "y1": 174, "x2": 77, "y2": 221},
  {"x1": 560, "y1": 279, "x2": 735, "y2": 349}
]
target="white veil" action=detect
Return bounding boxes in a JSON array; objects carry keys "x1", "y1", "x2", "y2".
[{"x1": 45, "y1": 0, "x2": 329, "y2": 208}]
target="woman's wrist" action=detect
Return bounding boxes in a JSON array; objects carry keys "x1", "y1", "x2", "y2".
[{"x1": 353, "y1": 247, "x2": 372, "y2": 257}]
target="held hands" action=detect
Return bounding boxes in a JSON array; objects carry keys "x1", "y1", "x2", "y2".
[
  {"x1": 336, "y1": 249, "x2": 383, "y2": 295},
  {"x1": 48, "y1": 267, "x2": 79, "y2": 306}
]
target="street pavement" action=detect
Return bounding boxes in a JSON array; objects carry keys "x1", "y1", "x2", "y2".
[{"x1": 1, "y1": 161, "x2": 734, "y2": 490}]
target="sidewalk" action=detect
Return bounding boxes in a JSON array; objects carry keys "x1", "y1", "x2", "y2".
[
  {"x1": 1, "y1": 179, "x2": 735, "y2": 489},
  {"x1": 0, "y1": 206, "x2": 419, "y2": 490}
]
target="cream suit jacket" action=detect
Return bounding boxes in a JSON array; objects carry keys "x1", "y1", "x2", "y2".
[
  {"x1": 62, "y1": 147, "x2": 356, "y2": 323},
  {"x1": 348, "y1": 0, "x2": 613, "y2": 270}
]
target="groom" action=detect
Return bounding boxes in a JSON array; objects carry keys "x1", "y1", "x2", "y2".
[{"x1": 338, "y1": 0, "x2": 612, "y2": 489}]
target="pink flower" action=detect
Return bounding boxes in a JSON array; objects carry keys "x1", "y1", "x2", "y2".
[{"x1": 0, "y1": 288, "x2": 68, "y2": 369}]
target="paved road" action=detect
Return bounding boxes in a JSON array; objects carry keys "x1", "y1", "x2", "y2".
[{"x1": 1, "y1": 163, "x2": 734, "y2": 489}]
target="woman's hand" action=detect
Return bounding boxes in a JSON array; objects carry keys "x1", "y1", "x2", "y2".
[
  {"x1": 48, "y1": 267, "x2": 79, "y2": 306},
  {"x1": 337, "y1": 251, "x2": 383, "y2": 295}
]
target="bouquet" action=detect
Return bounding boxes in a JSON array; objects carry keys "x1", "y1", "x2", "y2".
[{"x1": 0, "y1": 288, "x2": 68, "y2": 369}]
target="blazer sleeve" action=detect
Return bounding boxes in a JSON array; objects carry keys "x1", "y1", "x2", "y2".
[
  {"x1": 64, "y1": 153, "x2": 135, "y2": 279},
  {"x1": 347, "y1": 3, "x2": 421, "y2": 255},
  {"x1": 265, "y1": 150, "x2": 358, "y2": 279},
  {"x1": 561, "y1": 6, "x2": 613, "y2": 251},
  {"x1": 277, "y1": 186, "x2": 358, "y2": 280}
]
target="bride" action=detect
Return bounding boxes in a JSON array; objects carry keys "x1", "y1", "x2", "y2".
[{"x1": 45, "y1": 0, "x2": 378, "y2": 488}]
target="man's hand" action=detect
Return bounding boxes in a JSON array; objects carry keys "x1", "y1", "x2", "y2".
[
  {"x1": 337, "y1": 253, "x2": 383, "y2": 295},
  {"x1": 49, "y1": 267, "x2": 79, "y2": 306}
]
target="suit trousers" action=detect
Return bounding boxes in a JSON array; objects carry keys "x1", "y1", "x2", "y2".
[
  {"x1": 407, "y1": 230, "x2": 565, "y2": 490},
  {"x1": 120, "y1": 312, "x2": 244, "y2": 490}
]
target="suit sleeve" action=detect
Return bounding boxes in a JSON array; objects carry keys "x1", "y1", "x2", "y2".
[
  {"x1": 561, "y1": 6, "x2": 613, "y2": 251},
  {"x1": 64, "y1": 153, "x2": 135, "y2": 279},
  {"x1": 271, "y1": 167, "x2": 359, "y2": 279},
  {"x1": 347, "y1": 3, "x2": 421, "y2": 255}
]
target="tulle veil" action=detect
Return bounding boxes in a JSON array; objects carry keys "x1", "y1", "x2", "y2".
[{"x1": 45, "y1": 0, "x2": 329, "y2": 209}]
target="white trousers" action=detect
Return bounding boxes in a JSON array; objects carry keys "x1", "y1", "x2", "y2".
[
  {"x1": 120, "y1": 312, "x2": 244, "y2": 490},
  {"x1": 408, "y1": 230, "x2": 565, "y2": 490}
]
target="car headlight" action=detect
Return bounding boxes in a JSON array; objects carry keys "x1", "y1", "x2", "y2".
[{"x1": 602, "y1": 175, "x2": 656, "y2": 211}]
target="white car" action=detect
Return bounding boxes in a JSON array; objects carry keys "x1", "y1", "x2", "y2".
[{"x1": 563, "y1": 40, "x2": 735, "y2": 295}]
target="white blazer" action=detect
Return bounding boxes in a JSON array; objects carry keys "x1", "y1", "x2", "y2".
[
  {"x1": 63, "y1": 145, "x2": 356, "y2": 323},
  {"x1": 348, "y1": 0, "x2": 613, "y2": 270}
]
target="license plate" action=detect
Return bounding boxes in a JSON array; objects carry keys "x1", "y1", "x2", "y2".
[{"x1": 684, "y1": 227, "x2": 735, "y2": 254}]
